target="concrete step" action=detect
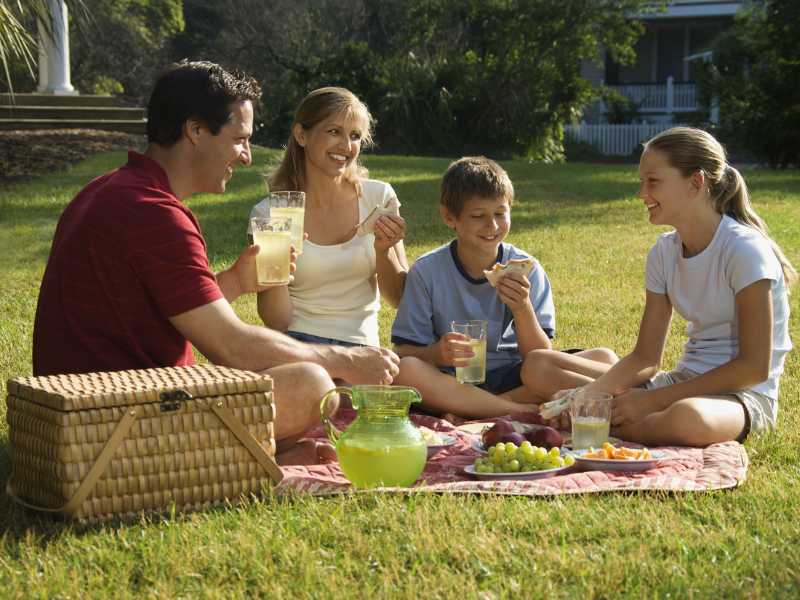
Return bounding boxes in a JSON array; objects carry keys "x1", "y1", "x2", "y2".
[
  {"x1": 0, "y1": 118, "x2": 146, "y2": 134},
  {"x1": 0, "y1": 93, "x2": 122, "y2": 107},
  {"x1": 0, "y1": 105, "x2": 146, "y2": 120}
]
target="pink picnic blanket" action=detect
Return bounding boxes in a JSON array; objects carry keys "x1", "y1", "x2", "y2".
[{"x1": 275, "y1": 411, "x2": 748, "y2": 496}]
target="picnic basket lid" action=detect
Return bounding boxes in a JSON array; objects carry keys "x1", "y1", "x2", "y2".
[{"x1": 6, "y1": 364, "x2": 271, "y2": 412}]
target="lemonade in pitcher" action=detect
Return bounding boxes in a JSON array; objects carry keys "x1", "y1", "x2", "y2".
[
  {"x1": 320, "y1": 385, "x2": 428, "y2": 489},
  {"x1": 571, "y1": 416, "x2": 610, "y2": 450},
  {"x1": 337, "y1": 437, "x2": 427, "y2": 488}
]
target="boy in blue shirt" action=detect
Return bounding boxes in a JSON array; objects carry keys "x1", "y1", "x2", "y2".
[{"x1": 392, "y1": 156, "x2": 615, "y2": 418}]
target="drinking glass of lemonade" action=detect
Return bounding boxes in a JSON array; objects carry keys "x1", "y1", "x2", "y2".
[
  {"x1": 268, "y1": 191, "x2": 305, "y2": 254},
  {"x1": 250, "y1": 216, "x2": 293, "y2": 285},
  {"x1": 451, "y1": 320, "x2": 488, "y2": 384},
  {"x1": 570, "y1": 389, "x2": 613, "y2": 450}
]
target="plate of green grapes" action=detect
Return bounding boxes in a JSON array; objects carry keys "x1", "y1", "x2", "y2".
[{"x1": 465, "y1": 440, "x2": 576, "y2": 481}]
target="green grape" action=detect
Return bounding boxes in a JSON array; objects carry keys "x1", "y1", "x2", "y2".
[
  {"x1": 549, "y1": 446, "x2": 561, "y2": 459},
  {"x1": 491, "y1": 452, "x2": 504, "y2": 466},
  {"x1": 507, "y1": 460, "x2": 520, "y2": 472},
  {"x1": 519, "y1": 441, "x2": 533, "y2": 453},
  {"x1": 487, "y1": 446, "x2": 497, "y2": 457},
  {"x1": 564, "y1": 454, "x2": 576, "y2": 466},
  {"x1": 504, "y1": 442, "x2": 518, "y2": 455},
  {"x1": 533, "y1": 447, "x2": 548, "y2": 461}
]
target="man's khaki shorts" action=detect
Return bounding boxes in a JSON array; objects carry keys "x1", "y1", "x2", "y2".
[{"x1": 644, "y1": 367, "x2": 776, "y2": 442}]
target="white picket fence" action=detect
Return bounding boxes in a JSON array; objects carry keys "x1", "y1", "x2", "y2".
[{"x1": 564, "y1": 123, "x2": 679, "y2": 157}]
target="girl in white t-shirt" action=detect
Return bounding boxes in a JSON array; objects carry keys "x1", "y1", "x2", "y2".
[
  {"x1": 251, "y1": 87, "x2": 409, "y2": 349},
  {"x1": 523, "y1": 127, "x2": 795, "y2": 446}
]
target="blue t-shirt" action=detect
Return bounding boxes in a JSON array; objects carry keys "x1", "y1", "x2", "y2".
[{"x1": 391, "y1": 240, "x2": 556, "y2": 372}]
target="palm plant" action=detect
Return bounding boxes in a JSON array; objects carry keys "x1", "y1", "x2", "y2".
[{"x1": 0, "y1": 0, "x2": 86, "y2": 94}]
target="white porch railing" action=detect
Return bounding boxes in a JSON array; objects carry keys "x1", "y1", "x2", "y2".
[
  {"x1": 565, "y1": 123, "x2": 679, "y2": 157},
  {"x1": 609, "y1": 77, "x2": 698, "y2": 113}
]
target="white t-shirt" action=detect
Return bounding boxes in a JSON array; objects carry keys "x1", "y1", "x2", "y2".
[
  {"x1": 645, "y1": 215, "x2": 792, "y2": 399},
  {"x1": 249, "y1": 179, "x2": 398, "y2": 347}
]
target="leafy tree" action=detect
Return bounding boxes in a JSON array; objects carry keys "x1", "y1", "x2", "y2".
[
  {"x1": 70, "y1": 0, "x2": 183, "y2": 98},
  {"x1": 704, "y1": 0, "x2": 800, "y2": 167},
  {"x1": 176, "y1": 0, "x2": 650, "y2": 158}
]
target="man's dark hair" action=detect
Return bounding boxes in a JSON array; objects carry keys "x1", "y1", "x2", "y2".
[{"x1": 146, "y1": 59, "x2": 262, "y2": 146}]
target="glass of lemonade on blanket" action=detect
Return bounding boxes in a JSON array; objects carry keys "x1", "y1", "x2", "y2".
[
  {"x1": 451, "y1": 320, "x2": 488, "y2": 385},
  {"x1": 570, "y1": 389, "x2": 613, "y2": 450},
  {"x1": 268, "y1": 191, "x2": 305, "y2": 254},
  {"x1": 250, "y1": 216, "x2": 292, "y2": 285}
]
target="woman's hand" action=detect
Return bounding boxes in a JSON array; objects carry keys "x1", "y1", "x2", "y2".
[
  {"x1": 373, "y1": 214, "x2": 406, "y2": 253},
  {"x1": 434, "y1": 332, "x2": 475, "y2": 367}
]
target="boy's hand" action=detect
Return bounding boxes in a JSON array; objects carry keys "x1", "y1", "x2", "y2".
[
  {"x1": 434, "y1": 332, "x2": 475, "y2": 367},
  {"x1": 496, "y1": 271, "x2": 532, "y2": 313}
]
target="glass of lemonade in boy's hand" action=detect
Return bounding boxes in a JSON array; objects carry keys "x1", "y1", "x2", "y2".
[
  {"x1": 451, "y1": 320, "x2": 488, "y2": 384},
  {"x1": 250, "y1": 216, "x2": 293, "y2": 285},
  {"x1": 570, "y1": 389, "x2": 613, "y2": 449},
  {"x1": 268, "y1": 191, "x2": 306, "y2": 254}
]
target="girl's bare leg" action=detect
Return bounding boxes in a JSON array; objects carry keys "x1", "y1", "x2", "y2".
[{"x1": 613, "y1": 396, "x2": 746, "y2": 447}]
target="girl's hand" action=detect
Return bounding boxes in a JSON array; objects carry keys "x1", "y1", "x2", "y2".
[
  {"x1": 496, "y1": 271, "x2": 532, "y2": 313},
  {"x1": 610, "y1": 388, "x2": 659, "y2": 427},
  {"x1": 373, "y1": 214, "x2": 406, "y2": 253},
  {"x1": 434, "y1": 332, "x2": 475, "y2": 367}
]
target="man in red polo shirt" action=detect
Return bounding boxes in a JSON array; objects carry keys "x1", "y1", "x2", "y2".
[{"x1": 33, "y1": 60, "x2": 399, "y2": 464}]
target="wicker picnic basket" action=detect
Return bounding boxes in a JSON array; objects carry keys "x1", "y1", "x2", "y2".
[{"x1": 5, "y1": 364, "x2": 283, "y2": 521}]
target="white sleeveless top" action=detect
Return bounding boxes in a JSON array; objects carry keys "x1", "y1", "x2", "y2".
[{"x1": 249, "y1": 179, "x2": 398, "y2": 347}]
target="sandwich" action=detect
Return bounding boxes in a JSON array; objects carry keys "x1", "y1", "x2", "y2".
[
  {"x1": 483, "y1": 257, "x2": 536, "y2": 287},
  {"x1": 356, "y1": 195, "x2": 401, "y2": 236}
]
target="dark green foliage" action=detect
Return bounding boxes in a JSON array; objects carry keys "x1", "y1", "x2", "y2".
[
  {"x1": 174, "y1": 0, "x2": 648, "y2": 159},
  {"x1": 703, "y1": 0, "x2": 800, "y2": 167},
  {"x1": 70, "y1": 0, "x2": 184, "y2": 99}
]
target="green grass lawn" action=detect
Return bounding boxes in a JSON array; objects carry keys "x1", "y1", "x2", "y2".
[{"x1": 1, "y1": 149, "x2": 798, "y2": 598}]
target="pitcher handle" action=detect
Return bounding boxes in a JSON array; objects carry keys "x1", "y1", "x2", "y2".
[{"x1": 320, "y1": 386, "x2": 351, "y2": 445}]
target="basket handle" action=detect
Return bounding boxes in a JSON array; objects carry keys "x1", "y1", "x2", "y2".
[
  {"x1": 210, "y1": 401, "x2": 284, "y2": 484},
  {"x1": 6, "y1": 407, "x2": 140, "y2": 518}
]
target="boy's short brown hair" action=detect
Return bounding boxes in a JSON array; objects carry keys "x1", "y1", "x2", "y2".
[{"x1": 440, "y1": 156, "x2": 514, "y2": 216}]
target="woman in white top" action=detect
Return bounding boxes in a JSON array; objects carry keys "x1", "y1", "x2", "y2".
[
  {"x1": 252, "y1": 87, "x2": 408, "y2": 348},
  {"x1": 522, "y1": 127, "x2": 794, "y2": 446}
]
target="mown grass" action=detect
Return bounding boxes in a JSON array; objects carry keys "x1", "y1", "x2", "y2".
[{"x1": 0, "y1": 148, "x2": 798, "y2": 598}]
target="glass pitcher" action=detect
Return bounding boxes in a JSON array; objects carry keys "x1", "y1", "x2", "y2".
[{"x1": 320, "y1": 385, "x2": 427, "y2": 488}]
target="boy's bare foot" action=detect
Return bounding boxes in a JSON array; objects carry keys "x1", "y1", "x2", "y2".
[{"x1": 276, "y1": 439, "x2": 337, "y2": 465}]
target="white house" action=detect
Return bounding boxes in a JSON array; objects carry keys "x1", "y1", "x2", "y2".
[{"x1": 567, "y1": 1, "x2": 744, "y2": 156}]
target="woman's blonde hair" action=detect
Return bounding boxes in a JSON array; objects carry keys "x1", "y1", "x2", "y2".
[
  {"x1": 645, "y1": 126, "x2": 797, "y2": 286},
  {"x1": 267, "y1": 87, "x2": 374, "y2": 195}
]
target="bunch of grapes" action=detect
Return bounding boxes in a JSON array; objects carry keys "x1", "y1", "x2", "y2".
[{"x1": 473, "y1": 441, "x2": 575, "y2": 473}]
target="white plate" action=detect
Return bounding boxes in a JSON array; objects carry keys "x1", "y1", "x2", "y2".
[
  {"x1": 463, "y1": 463, "x2": 573, "y2": 481},
  {"x1": 426, "y1": 435, "x2": 458, "y2": 457},
  {"x1": 569, "y1": 449, "x2": 666, "y2": 472},
  {"x1": 563, "y1": 435, "x2": 622, "y2": 450}
]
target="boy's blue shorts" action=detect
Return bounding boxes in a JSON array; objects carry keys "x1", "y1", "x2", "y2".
[
  {"x1": 479, "y1": 360, "x2": 524, "y2": 394},
  {"x1": 440, "y1": 360, "x2": 524, "y2": 394}
]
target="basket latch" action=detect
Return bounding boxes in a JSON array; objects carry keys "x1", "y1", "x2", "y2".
[{"x1": 159, "y1": 389, "x2": 193, "y2": 412}]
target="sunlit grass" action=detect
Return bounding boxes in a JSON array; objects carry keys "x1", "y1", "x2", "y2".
[{"x1": 0, "y1": 148, "x2": 798, "y2": 598}]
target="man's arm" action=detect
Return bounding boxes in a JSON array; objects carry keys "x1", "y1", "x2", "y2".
[{"x1": 169, "y1": 298, "x2": 399, "y2": 384}]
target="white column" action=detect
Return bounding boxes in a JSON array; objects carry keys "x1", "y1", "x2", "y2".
[
  {"x1": 41, "y1": 0, "x2": 77, "y2": 95},
  {"x1": 36, "y1": 24, "x2": 49, "y2": 92}
]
